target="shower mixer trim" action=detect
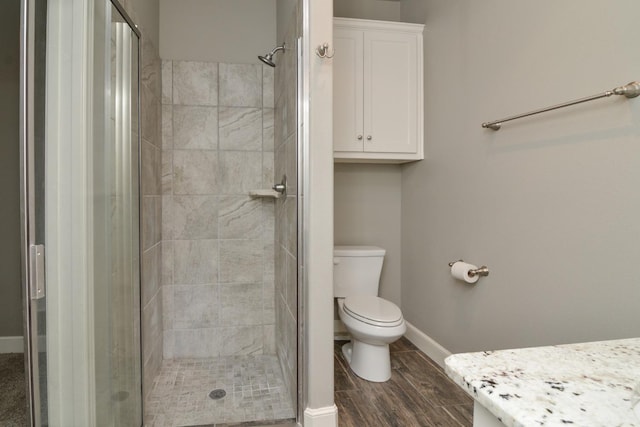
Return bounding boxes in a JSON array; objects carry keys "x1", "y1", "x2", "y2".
[{"x1": 272, "y1": 175, "x2": 287, "y2": 196}]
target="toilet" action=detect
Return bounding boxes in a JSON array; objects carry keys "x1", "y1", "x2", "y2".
[{"x1": 334, "y1": 245, "x2": 406, "y2": 382}]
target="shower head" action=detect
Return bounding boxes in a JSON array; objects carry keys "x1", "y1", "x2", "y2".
[{"x1": 258, "y1": 43, "x2": 285, "y2": 67}]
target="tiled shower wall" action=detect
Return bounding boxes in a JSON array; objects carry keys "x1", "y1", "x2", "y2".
[
  {"x1": 274, "y1": 1, "x2": 301, "y2": 407},
  {"x1": 161, "y1": 60, "x2": 276, "y2": 358}
]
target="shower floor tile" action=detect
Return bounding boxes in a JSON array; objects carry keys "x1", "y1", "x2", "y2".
[{"x1": 145, "y1": 355, "x2": 295, "y2": 427}]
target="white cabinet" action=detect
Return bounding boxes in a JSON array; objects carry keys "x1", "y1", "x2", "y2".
[{"x1": 333, "y1": 18, "x2": 424, "y2": 163}]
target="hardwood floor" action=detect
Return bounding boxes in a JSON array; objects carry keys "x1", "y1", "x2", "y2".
[{"x1": 334, "y1": 338, "x2": 473, "y2": 427}]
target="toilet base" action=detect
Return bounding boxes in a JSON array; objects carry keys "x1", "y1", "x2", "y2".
[{"x1": 341, "y1": 340, "x2": 391, "y2": 382}]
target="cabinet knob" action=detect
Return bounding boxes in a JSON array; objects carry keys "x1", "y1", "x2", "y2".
[
  {"x1": 357, "y1": 135, "x2": 363, "y2": 140},
  {"x1": 367, "y1": 135, "x2": 372, "y2": 140}
]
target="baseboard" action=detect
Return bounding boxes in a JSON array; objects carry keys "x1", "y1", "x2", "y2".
[
  {"x1": 404, "y1": 322, "x2": 451, "y2": 369},
  {"x1": 303, "y1": 405, "x2": 338, "y2": 427},
  {"x1": 333, "y1": 320, "x2": 346, "y2": 333},
  {"x1": 333, "y1": 320, "x2": 349, "y2": 341},
  {"x1": 0, "y1": 336, "x2": 24, "y2": 353}
]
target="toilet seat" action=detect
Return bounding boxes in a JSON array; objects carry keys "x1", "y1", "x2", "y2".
[{"x1": 343, "y1": 295, "x2": 404, "y2": 328}]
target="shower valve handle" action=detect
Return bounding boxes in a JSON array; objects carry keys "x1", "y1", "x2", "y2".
[{"x1": 272, "y1": 175, "x2": 287, "y2": 195}]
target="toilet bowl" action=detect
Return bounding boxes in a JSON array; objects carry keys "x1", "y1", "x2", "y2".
[
  {"x1": 334, "y1": 245, "x2": 406, "y2": 382},
  {"x1": 337, "y1": 296, "x2": 406, "y2": 382}
]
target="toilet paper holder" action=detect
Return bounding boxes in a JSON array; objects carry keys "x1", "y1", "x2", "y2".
[{"x1": 448, "y1": 260, "x2": 490, "y2": 277}]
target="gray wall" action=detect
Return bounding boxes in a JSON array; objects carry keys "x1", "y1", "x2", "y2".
[
  {"x1": 0, "y1": 0, "x2": 23, "y2": 338},
  {"x1": 159, "y1": 0, "x2": 276, "y2": 63},
  {"x1": 400, "y1": 0, "x2": 640, "y2": 353},
  {"x1": 332, "y1": 0, "x2": 405, "y2": 317},
  {"x1": 334, "y1": 0, "x2": 400, "y2": 21},
  {"x1": 334, "y1": 164, "x2": 402, "y2": 305}
]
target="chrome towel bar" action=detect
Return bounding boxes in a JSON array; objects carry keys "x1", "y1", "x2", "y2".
[{"x1": 482, "y1": 81, "x2": 640, "y2": 131}]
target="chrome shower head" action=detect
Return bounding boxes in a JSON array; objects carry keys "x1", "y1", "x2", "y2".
[
  {"x1": 258, "y1": 43, "x2": 285, "y2": 67},
  {"x1": 258, "y1": 54, "x2": 276, "y2": 67}
]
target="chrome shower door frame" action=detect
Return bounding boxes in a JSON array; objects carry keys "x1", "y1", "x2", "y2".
[{"x1": 19, "y1": 0, "x2": 47, "y2": 424}]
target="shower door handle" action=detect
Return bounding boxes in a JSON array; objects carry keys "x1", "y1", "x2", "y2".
[{"x1": 29, "y1": 244, "x2": 46, "y2": 300}]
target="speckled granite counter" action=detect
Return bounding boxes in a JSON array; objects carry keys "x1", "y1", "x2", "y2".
[{"x1": 445, "y1": 338, "x2": 640, "y2": 427}]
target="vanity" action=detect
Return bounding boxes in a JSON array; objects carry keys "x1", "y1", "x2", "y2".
[{"x1": 445, "y1": 338, "x2": 640, "y2": 426}]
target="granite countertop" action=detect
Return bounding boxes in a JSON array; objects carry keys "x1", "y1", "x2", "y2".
[{"x1": 445, "y1": 338, "x2": 640, "y2": 427}]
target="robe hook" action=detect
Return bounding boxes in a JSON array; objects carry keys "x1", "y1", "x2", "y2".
[{"x1": 316, "y1": 43, "x2": 334, "y2": 59}]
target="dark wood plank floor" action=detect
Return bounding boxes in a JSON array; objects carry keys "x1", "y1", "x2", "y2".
[
  {"x1": 0, "y1": 353, "x2": 27, "y2": 427},
  {"x1": 334, "y1": 338, "x2": 473, "y2": 427}
]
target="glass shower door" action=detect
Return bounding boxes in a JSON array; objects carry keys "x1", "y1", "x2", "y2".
[
  {"x1": 21, "y1": 0, "x2": 143, "y2": 424},
  {"x1": 92, "y1": 1, "x2": 142, "y2": 425},
  {"x1": 20, "y1": 0, "x2": 48, "y2": 424}
]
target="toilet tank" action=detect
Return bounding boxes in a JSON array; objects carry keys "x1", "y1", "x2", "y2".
[{"x1": 333, "y1": 246, "x2": 386, "y2": 297}]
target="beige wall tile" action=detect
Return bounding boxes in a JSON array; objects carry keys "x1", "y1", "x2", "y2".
[
  {"x1": 172, "y1": 329, "x2": 221, "y2": 358},
  {"x1": 262, "y1": 66, "x2": 274, "y2": 108},
  {"x1": 219, "y1": 63, "x2": 262, "y2": 107},
  {"x1": 262, "y1": 152, "x2": 274, "y2": 188},
  {"x1": 262, "y1": 108, "x2": 274, "y2": 152},
  {"x1": 142, "y1": 196, "x2": 157, "y2": 251},
  {"x1": 162, "y1": 105, "x2": 173, "y2": 149},
  {"x1": 140, "y1": 83, "x2": 159, "y2": 146},
  {"x1": 161, "y1": 148, "x2": 173, "y2": 195},
  {"x1": 218, "y1": 326, "x2": 262, "y2": 356},
  {"x1": 173, "y1": 239, "x2": 218, "y2": 284},
  {"x1": 173, "y1": 150, "x2": 219, "y2": 195},
  {"x1": 162, "y1": 281, "x2": 173, "y2": 331},
  {"x1": 218, "y1": 151, "x2": 262, "y2": 195},
  {"x1": 172, "y1": 61, "x2": 218, "y2": 106},
  {"x1": 160, "y1": 57, "x2": 284, "y2": 360},
  {"x1": 173, "y1": 106, "x2": 218, "y2": 150},
  {"x1": 219, "y1": 107, "x2": 262, "y2": 151},
  {"x1": 161, "y1": 195, "x2": 173, "y2": 240},
  {"x1": 219, "y1": 283, "x2": 263, "y2": 326},
  {"x1": 172, "y1": 284, "x2": 220, "y2": 329},
  {"x1": 263, "y1": 324, "x2": 276, "y2": 355},
  {"x1": 161, "y1": 60, "x2": 172, "y2": 105},
  {"x1": 263, "y1": 281, "x2": 275, "y2": 324},
  {"x1": 218, "y1": 196, "x2": 262, "y2": 239},
  {"x1": 142, "y1": 244, "x2": 161, "y2": 307},
  {"x1": 172, "y1": 195, "x2": 218, "y2": 240},
  {"x1": 219, "y1": 239, "x2": 263, "y2": 283},
  {"x1": 142, "y1": 292, "x2": 162, "y2": 365},
  {"x1": 141, "y1": 140, "x2": 161, "y2": 196}
]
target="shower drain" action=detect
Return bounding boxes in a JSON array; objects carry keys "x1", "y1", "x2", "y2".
[{"x1": 208, "y1": 389, "x2": 226, "y2": 400}]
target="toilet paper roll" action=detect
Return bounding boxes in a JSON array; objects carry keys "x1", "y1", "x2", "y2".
[{"x1": 451, "y1": 261, "x2": 480, "y2": 284}]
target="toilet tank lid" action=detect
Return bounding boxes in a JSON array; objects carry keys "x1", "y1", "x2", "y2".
[{"x1": 334, "y1": 246, "x2": 386, "y2": 257}]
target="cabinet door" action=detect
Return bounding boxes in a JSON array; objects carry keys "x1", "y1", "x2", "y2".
[
  {"x1": 333, "y1": 28, "x2": 364, "y2": 152},
  {"x1": 363, "y1": 31, "x2": 418, "y2": 153}
]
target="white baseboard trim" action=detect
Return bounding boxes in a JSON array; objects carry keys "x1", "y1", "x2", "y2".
[
  {"x1": 0, "y1": 336, "x2": 24, "y2": 353},
  {"x1": 404, "y1": 322, "x2": 451, "y2": 369},
  {"x1": 333, "y1": 320, "x2": 349, "y2": 341},
  {"x1": 303, "y1": 405, "x2": 338, "y2": 427}
]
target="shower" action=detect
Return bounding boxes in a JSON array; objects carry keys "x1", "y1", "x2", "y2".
[{"x1": 258, "y1": 43, "x2": 285, "y2": 67}]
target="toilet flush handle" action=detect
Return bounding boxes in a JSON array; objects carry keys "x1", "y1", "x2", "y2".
[{"x1": 333, "y1": 258, "x2": 340, "y2": 265}]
